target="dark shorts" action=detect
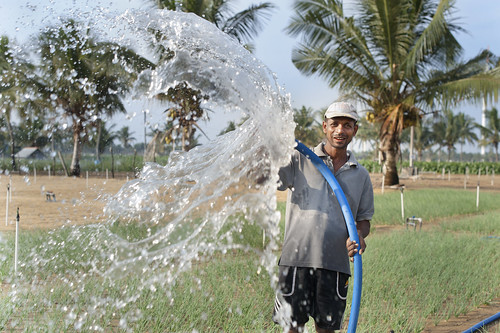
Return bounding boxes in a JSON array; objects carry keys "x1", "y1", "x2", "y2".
[{"x1": 273, "y1": 266, "x2": 349, "y2": 330}]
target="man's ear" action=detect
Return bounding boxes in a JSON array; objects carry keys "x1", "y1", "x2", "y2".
[{"x1": 353, "y1": 123, "x2": 359, "y2": 136}]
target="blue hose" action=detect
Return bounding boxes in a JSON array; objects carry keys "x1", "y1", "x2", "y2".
[
  {"x1": 461, "y1": 311, "x2": 500, "y2": 333},
  {"x1": 294, "y1": 140, "x2": 362, "y2": 333}
]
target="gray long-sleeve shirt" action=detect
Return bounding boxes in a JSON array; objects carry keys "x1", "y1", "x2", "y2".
[{"x1": 278, "y1": 142, "x2": 374, "y2": 275}]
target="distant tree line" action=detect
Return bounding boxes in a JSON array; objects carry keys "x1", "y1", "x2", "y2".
[
  {"x1": 293, "y1": 105, "x2": 500, "y2": 163},
  {"x1": 0, "y1": 0, "x2": 275, "y2": 176},
  {"x1": 2, "y1": 0, "x2": 500, "y2": 184}
]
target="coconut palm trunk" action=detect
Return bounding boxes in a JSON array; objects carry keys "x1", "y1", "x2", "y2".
[
  {"x1": 70, "y1": 122, "x2": 84, "y2": 176},
  {"x1": 95, "y1": 118, "x2": 102, "y2": 162},
  {"x1": 380, "y1": 132, "x2": 400, "y2": 186}
]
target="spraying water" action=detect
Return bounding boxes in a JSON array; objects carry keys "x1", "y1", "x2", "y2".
[{"x1": 3, "y1": 8, "x2": 296, "y2": 331}]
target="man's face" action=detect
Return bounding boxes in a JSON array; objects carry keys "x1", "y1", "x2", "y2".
[{"x1": 323, "y1": 117, "x2": 358, "y2": 150}]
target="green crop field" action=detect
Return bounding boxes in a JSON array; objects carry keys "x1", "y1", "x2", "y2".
[{"x1": 0, "y1": 189, "x2": 499, "y2": 332}]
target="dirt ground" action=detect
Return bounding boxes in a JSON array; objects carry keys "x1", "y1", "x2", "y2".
[
  {"x1": 0, "y1": 173, "x2": 127, "y2": 231},
  {"x1": 0, "y1": 172, "x2": 498, "y2": 332}
]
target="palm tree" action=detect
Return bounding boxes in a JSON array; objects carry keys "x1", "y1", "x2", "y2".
[
  {"x1": 147, "y1": 0, "x2": 275, "y2": 154},
  {"x1": 435, "y1": 109, "x2": 460, "y2": 161},
  {"x1": 17, "y1": 116, "x2": 50, "y2": 148},
  {"x1": 117, "y1": 126, "x2": 136, "y2": 151},
  {"x1": 412, "y1": 118, "x2": 434, "y2": 161},
  {"x1": 293, "y1": 106, "x2": 323, "y2": 147},
  {"x1": 431, "y1": 115, "x2": 447, "y2": 162},
  {"x1": 37, "y1": 20, "x2": 149, "y2": 176},
  {"x1": 155, "y1": 82, "x2": 210, "y2": 152},
  {"x1": 480, "y1": 107, "x2": 500, "y2": 161},
  {"x1": 155, "y1": 0, "x2": 275, "y2": 45},
  {"x1": 89, "y1": 123, "x2": 118, "y2": 157},
  {"x1": 286, "y1": 0, "x2": 500, "y2": 185},
  {"x1": 456, "y1": 112, "x2": 478, "y2": 161},
  {"x1": 429, "y1": 109, "x2": 476, "y2": 161}
]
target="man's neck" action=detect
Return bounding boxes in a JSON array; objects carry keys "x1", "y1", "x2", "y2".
[{"x1": 323, "y1": 143, "x2": 348, "y2": 162}]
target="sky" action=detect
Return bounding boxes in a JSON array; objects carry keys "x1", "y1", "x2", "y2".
[{"x1": 1, "y1": 0, "x2": 500, "y2": 150}]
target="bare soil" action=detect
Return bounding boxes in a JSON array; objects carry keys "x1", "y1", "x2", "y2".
[
  {"x1": 1, "y1": 172, "x2": 499, "y2": 332},
  {"x1": 0, "y1": 173, "x2": 127, "y2": 231}
]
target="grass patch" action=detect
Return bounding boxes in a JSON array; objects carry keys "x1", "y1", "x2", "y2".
[
  {"x1": 357, "y1": 228, "x2": 500, "y2": 332},
  {"x1": 372, "y1": 188, "x2": 500, "y2": 225},
  {"x1": 438, "y1": 209, "x2": 500, "y2": 236}
]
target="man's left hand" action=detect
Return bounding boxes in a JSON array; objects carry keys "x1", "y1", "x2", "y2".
[{"x1": 346, "y1": 233, "x2": 367, "y2": 262}]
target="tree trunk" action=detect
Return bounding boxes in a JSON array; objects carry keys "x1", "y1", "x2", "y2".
[
  {"x1": 379, "y1": 132, "x2": 400, "y2": 186},
  {"x1": 417, "y1": 149, "x2": 423, "y2": 161},
  {"x1": 95, "y1": 118, "x2": 102, "y2": 162},
  {"x1": 383, "y1": 148, "x2": 400, "y2": 185},
  {"x1": 110, "y1": 146, "x2": 115, "y2": 179},
  {"x1": 58, "y1": 150, "x2": 69, "y2": 176},
  {"x1": 133, "y1": 148, "x2": 137, "y2": 177},
  {"x1": 144, "y1": 132, "x2": 159, "y2": 162},
  {"x1": 70, "y1": 125, "x2": 83, "y2": 176},
  {"x1": 51, "y1": 135, "x2": 56, "y2": 174},
  {"x1": 181, "y1": 127, "x2": 187, "y2": 151}
]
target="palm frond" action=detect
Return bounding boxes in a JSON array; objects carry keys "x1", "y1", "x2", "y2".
[
  {"x1": 221, "y1": 2, "x2": 275, "y2": 43},
  {"x1": 404, "y1": 0, "x2": 463, "y2": 74}
]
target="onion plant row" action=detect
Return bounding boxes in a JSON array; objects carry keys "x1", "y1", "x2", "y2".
[{"x1": 0, "y1": 189, "x2": 498, "y2": 331}]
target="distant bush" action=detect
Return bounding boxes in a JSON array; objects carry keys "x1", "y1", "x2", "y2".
[
  {"x1": 0, "y1": 153, "x2": 170, "y2": 176},
  {"x1": 359, "y1": 160, "x2": 500, "y2": 175},
  {"x1": 403, "y1": 161, "x2": 500, "y2": 174}
]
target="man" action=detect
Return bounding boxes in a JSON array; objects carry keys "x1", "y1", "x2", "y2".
[{"x1": 274, "y1": 102, "x2": 374, "y2": 333}]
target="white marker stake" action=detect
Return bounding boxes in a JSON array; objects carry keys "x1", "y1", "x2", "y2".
[
  {"x1": 448, "y1": 170, "x2": 451, "y2": 182},
  {"x1": 34, "y1": 167, "x2": 37, "y2": 184},
  {"x1": 86, "y1": 171, "x2": 89, "y2": 189},
  {"x1": 106, "y1": 169, "x2": 109, "y2": 180},
  {"x1": 400, "y1": 187, "x2": 405, "y2": 222},
  {"x1": 14, "y1": 208, "x2": 19, "y2": 273},
  {"x1": 48, "y1": 165, "x2": 51, "y2": 179},
  {"x1": 5, "y1": 185, "x2": 9, "y2": 226},
  {"x1": 9, "y1": 177, "x2": 12, "y2": 203},
  {"x1": 476, "y1": 183, "x2": 480, "y2": 211}
]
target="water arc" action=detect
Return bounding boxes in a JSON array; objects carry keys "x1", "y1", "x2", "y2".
[
  {"x1": 5, "y1": 8, "x2": 299, "y2": 331},
  {"x1": 294, "y1": 140, "x2": 362, "y2": 333}
]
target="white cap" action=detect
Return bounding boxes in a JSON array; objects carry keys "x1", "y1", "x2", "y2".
[{"x1": 324, "y1": 102, "x2": 359, "y2": 121}]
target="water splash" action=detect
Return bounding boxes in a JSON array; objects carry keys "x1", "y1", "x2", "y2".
[{"x1": 4, "y1": 8, "x2": 296, "y2": 331}]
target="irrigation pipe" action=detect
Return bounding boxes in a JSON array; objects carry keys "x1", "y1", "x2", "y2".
[
  {"x1": 294, "y1": 140, "x2": 362, "y2": 333},
  {"x1": 461, "y1": 311, "x2": 500, "y2": 333}
]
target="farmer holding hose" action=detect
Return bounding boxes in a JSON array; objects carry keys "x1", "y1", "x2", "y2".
[{"x1": 273, "y1": 102, "x2": 374, "y2": 333}]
